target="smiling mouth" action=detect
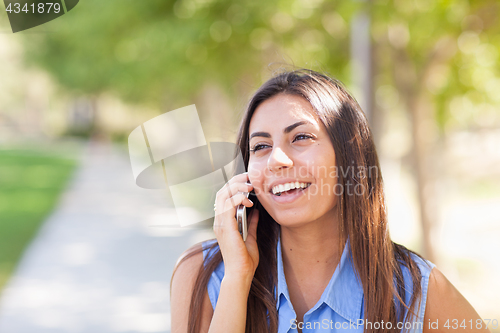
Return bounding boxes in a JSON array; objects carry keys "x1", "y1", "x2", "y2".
[{"x1": 271, "y1": 182, "x2": 311, "y2": 196}]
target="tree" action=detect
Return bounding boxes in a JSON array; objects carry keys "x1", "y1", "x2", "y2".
[
  {"x1": 372, "y1": 0, "x2": 500, "y2": 262},
  {"x1": 21, "y1": 0, "x2": 500, "y2": 261},
  {"x1": 22, "y1": 0, "x2": 357, "y2": 108}
]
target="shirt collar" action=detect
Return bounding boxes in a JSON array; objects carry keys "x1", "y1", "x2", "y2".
[{"x1": 276, "y1": 232, "x2": 364, "y2": 322}]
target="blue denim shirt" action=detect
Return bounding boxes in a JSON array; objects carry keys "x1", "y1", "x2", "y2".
[{"x1": 202, "y1": 236, "x2": 434, "y2": 333}]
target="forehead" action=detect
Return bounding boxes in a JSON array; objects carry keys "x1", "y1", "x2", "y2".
[{"x1": 249, "y1": 94, "x2": 319, "y2": 132}]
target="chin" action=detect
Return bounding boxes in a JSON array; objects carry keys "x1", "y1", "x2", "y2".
[{"x1": 267, "y1": 210, "x2": 310, "y2": 227}]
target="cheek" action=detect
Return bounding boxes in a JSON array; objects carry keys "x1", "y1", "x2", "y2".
[
  {"x1": 316, "y1": 155, "x2": 336, "y2": 179},
  {"x1": 248, "y1": 161, "x2": 266, "y2": 196}
]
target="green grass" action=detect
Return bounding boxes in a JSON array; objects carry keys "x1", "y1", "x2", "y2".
[{"x1": 0, "y1": 149, "x2": 77, "y2": 292}]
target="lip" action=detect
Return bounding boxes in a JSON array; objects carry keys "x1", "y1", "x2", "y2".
[
  {"x1": 266, "y1": 179, "x2": 313, "y2": 204},
  {"x1": 269, "y1": 184, "x2": 311, "y2": 204},
  {"x1": 267, "y1": 179, "x2": 312, "y2": 193}
]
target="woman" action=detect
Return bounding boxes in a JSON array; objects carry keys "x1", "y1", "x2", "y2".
[{"x1": 170, "y1": 69, "x2": 489, "y2": 333}]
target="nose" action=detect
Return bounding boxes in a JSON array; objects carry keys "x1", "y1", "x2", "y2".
[{"x1": 267, "y1": 147, "x2": 293, "y2": 172}]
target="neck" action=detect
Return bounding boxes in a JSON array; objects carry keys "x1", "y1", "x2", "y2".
[{"x1": 280, "y1": 208, "x2": 343, "y2": 276}]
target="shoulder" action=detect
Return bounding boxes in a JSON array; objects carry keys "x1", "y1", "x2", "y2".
[
  {"x1": 170, "y1": 242, "x2": 214, "y2": 333},
  {"x1": 399, "y1": 251, "x2": 435, "y2": 279},
  {"x1": 423, "y1": 267, "x2": 489, "y2": 332},
  {"x1": 409, "y1": 252, "x2": 435, "y2": 298},
  {"x1": 199, "y1": 240, "x2": 225, "y2": 310},
  {"x1": 172, "y1": 240, "x2": 220, "y2": 287},
  {"x1": 172, "y1": 240, "x2": 225, "y2": 310},
  {"x1": 393, "y1": 250, "x2": 435, "y2": 327},
  {"x1": 395, "y1": 250, "x2": 435, "y2": 303},
  {"x1": 172, "y1": 240, "x2": 219, "y2": 275},
  {"x1": 170, "y1": 243, "x2": 205, "y2": 308},
  {"x1": 394, "y1": 245, "x2": 435, "y2": 282},
  {"x1": 172, "y1": 243, "x2": 204, "y2": 286}
]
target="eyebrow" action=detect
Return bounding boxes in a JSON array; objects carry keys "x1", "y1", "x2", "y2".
[{"x1": 249, "y1": 121, "x2": 311, "y2": 140}]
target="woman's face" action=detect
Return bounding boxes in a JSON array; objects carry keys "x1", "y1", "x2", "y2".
[{"x1": 247, "y1": 93, "x2": 339, "y2": 228}]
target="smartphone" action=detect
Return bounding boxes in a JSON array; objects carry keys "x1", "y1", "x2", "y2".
[{"x1": 236, "y1": 191, "x2": 250, "y2": 241}]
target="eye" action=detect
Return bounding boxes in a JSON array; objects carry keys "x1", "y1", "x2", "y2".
[
  {"x1": 292, "y1": 133, "x2": 314, "y2": 142},
  {"x1": 250, "y1": 143, "x2": 271, "y2": 153}
]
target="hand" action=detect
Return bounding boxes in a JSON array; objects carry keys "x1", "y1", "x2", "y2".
[{"x1": 213, "y1": 172, "x2": 260, "y2": 281}]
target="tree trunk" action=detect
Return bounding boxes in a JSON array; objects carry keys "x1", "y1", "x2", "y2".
[{"x1": 408, "y1": 94, "x2": 436, "y2": 263}]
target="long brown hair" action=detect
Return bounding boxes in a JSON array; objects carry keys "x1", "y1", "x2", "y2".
[{"x1": 173, "y1": 69, "x2": 424, "y2": 333}]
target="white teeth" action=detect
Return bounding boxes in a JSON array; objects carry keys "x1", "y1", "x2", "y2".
[{"x1": 272, "y1": 182, "x2": 311, "y2": 195}]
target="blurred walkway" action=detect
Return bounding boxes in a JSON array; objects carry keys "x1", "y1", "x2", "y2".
[{"x1": 0, "y1": 140, "x2": 214, "y2": 333}]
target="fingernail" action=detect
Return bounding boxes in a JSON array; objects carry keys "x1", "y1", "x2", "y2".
[{"x1": 249, "y1": 199, "x2": 253, "y2": 204}]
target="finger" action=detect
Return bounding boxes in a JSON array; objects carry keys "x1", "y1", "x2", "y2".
[
  {"x1": 219, "y1": 172, "x2": 250, "y2": 190},
  {"x1": 219, "y1": 182, "x2": 253, "y2": 202},
  {"x1": 218, "y1": 173, "x2": 250, "y2": 195},
  {"x1": 215, "y1": 174, "x2": 252, "y2": 216},
  {"x1": 214, "y1": 192, "x2": 253, "y2": 223},
  {"x1": 214, "y1": 197, "x2": 253, "y2": 237},
  {"x1": 227, "y1": 172, "x2": 250, "y2": 185},
  {"x1": 222, "y1": 193, "x2": 254, "y2": 216},
  {"x1": 214, "y1": 194, "x2": 253, "y2": 233},
  {"x1": 215, "y1": 194, "x2": 253, "y2": 232}
]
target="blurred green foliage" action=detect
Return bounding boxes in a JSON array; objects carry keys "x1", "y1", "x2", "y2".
[
  {"x1": 23, "y1": 0, "x2": 358, "y2": 107},
  {"x1": 0, "y1": 150, "x2": 76, "y2": 293},
  {"x1": 21, "y1": 0, "x2": 500, "y2": 130},
  {"x1": 372, "y1": 0, "x2": 500, "y2": 132}
]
